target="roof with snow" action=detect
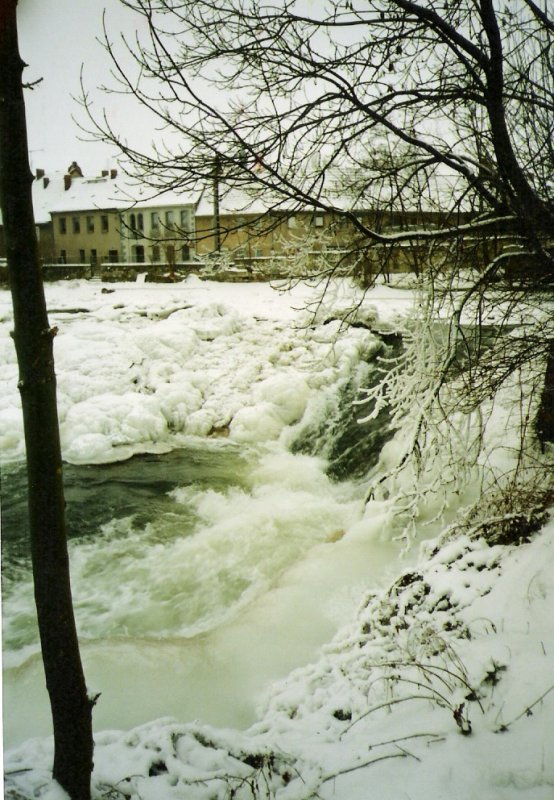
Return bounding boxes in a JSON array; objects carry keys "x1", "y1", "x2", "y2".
[
  {"x1": 195, "y1": 165, "x2": 470, "y2": 218},
  {"x1": 23, "y1": 167, "x2": 202, "y2": 224},
  {"x1": 196, "y1": 185, "x2": 296, "y2": 217},
  {"x1": 1, "y1": 159, "x2": 472, "y2": 228}
]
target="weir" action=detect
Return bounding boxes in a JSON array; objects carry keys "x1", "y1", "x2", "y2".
[{"x1": 2, "y1": 343, "x2": 405, "y2": 749}]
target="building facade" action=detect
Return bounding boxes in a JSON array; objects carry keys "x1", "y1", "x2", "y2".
[
  {"x1": 1, "y1": 161, "x2": 496, "y2": 283},
  {"x1": 45, "y1": 164, "x2": 200, "y2": 273}
]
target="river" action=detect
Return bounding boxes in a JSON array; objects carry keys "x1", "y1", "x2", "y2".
[
  {"x1": 1, "y1": 280, "x2": 410, "y2": 749},
  {"x1": 2, "y1": 376, "x2": 406, "y2": 749}
]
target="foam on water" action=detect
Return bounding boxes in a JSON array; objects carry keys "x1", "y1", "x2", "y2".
[
  {"x1": 2, "y1": 442, "x2": 406, "y2": 748},
  {"x1": 3, "y1": 449, "x2": 360, "y2": 652},
  {"x1": 3, "y1": 488, "x2": 400, "y2": 746}
]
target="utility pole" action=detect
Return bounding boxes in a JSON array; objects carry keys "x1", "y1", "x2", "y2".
[{"x1": 213, "y1": 154, "x2": 222, "y2": 253}]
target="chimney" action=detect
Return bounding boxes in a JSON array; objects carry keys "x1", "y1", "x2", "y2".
[
  {"x1": 64, "y1": 174, "x2": 71, "y2": 191},
  {"x1": 36, "y1": 168, "x2": 45, "y2": 180},
  {"x1": 110, "y1": 168, "x2": 117, "y2": 179},
  {"x1": 101, "y1": 170, "x2": 109, "y2": 177},
  {"x1": 43, "y1": 176, "x2": 50, "y2": 188},
  {"x1": 68, "y1": 161, "x2": 83, "y2": 177}
]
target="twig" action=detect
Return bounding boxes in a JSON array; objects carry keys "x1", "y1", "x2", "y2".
[
  {"x1": 4, "y1": 768, "x2": 32, "y2": 775},
  {"x1": 321, "y1": 751, "x2": 405, "y2": 784},
  {"x1": 23, "y1": 77, "x2": 43, "y2": 89},
  {"x1": 380, "y1": 659, "x2": 485, "y2": 713},
  {"x1": 394, "y1": 743, "x2": 421, "y2": 762},
  {"x1": 341, "y1": 694, "x2": 441, "y2": 737},
  {"x1": 495, "y1": 684, "x2": 554, "y2": 732},
  {"x1": 368, "y1": 732, "x2": 445, "y2": 750}
]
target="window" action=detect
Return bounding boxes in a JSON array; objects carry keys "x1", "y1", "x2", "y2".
[
  {"x1": 180, "y1": 209, "x2": 191, "y2": 230},
  {"x1": 59, "y1": 249, "x2": 66, "y2": 264},
  {"x1": 129, "y1": 213, "x2": 143, "y2": 239},
  {"x1": 287, "y1": 216, "x2": 297, "y2": 228},
  {"x1": 151, "y1": 211, "x2": 159, "y2": 230},
  {"x1": 133, "y1": 245, "x2": 145, "y2": 263},
  {"x1": 108, "y1": 250, "x2": 119, "y2": 263},
  {"x1": 59, "y1": 217, "x2": 67, "y2": 235},
  {"x1": 86, "y1": 215, "x2": 94, "y2": 233},
  {"x1": 72, "y1": 216, "x2": 80, "y2": 234},
  {"x1": 181, "y1": 245, "x2": 190, "y2": 262},
  {"x1": 152, "y1": 245, "x2": 161, "y2": 262},
  {"x1": 313, "y1": 215, "x2": 324, "y2": 228},
  {"x1": 79, "y1": 249, "x2": 86, "y2": 263},
  {"x1": 101, "y1": 215, "x2": 109, "y2": 233},
  {"x1": 90, "y1": 249, "x2": 97, "y2": 265},
  {"x1": 165, "y1": 210, "x2": 174, "y2": 227}
]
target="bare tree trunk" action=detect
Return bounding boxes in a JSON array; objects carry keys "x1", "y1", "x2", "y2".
[
  {"x1": 0, "y1": 3, "x2": 94, "y2": 798},
  {"x1": 480, "y1": 0, "x2": 554, "y2": 235},
  {"x1": 213, "y1": 155, "x2": 222, "y2": 253},
  {"x1": 536, "y1": 339, "x2": 554, "y2": 450}
]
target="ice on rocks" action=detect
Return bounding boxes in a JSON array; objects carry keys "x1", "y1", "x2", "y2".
[{"x1": 1, "y1": 277, "x2": 387, "y2": 465}]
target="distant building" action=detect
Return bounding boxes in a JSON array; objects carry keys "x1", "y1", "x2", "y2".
[
  {"x1": 2, "y1": 161, "x2": 513, "y2": 283},
  {"x1": 46, "y1": 166, "x2": 200, "y2": 273}
]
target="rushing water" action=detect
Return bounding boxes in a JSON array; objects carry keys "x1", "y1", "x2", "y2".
[{"x1": 2, "y1": 346, "x2": 402, "y2": 749}]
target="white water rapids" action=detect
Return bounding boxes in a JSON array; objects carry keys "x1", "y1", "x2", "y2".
[
  {"x1": 3, "y1": 446, "x2": 403, "y2": 748},
  {"x1": 1, "y1": 279, "x2": 413, "y2": 750}
]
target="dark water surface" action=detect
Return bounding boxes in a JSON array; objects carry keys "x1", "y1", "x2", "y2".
[{"x1": 1, "y1": 444, "x2": 252, "y2": 563}]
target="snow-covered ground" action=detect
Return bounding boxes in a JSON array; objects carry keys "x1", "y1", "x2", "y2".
[{"x1": 2, "y1": 277, "x2": 553, "y2": 799}]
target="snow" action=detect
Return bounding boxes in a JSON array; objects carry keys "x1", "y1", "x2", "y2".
[
  {"x1": 21, "y1": 171, "x2": 201, "y2": 224},
  {"x1": 0, "y1": 277, "x2": 407, "y2": 466},
  {"x1": 2, "y1": 276, "x2": 554, "y2": 799}
]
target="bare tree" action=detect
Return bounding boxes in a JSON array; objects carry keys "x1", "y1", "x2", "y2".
[
  {"x1": 85, "y1": 0, "x2": 554, "y2": 521},
  {"x1": 0, "y1": 2, "x2": 95, "y2": 797}
]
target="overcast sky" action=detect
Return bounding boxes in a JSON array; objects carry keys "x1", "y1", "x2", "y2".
[{"x1": 18, "y1": 0, "x2": 155, "y2": 177}]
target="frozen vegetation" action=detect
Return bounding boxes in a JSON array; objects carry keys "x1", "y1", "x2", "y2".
[{"x1": 1, "y1": 276, "x2": 553, "y2": 799}]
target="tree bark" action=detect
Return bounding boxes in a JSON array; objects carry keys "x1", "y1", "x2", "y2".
[
  {"x1": 536, "y1": 339, "x2": 554, "y2": 450},
  {"x1": 0, "y1": 3, "x2": 94, "y2": 798},
  {"x1": 480, "y1": 0, "x2": 554, "y2": 236}
]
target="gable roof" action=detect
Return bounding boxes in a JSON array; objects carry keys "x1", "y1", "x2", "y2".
[
  {"x1": 48, "y1": 175, "x2": 202, "y2": 215},
  {"x1": 0, "y1": 169, "x2": 201, "y2": 227}
]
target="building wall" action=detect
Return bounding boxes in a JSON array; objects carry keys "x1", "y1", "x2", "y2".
[
  {"x1": 194, "y1": 208, "x2": 432, "y2": 255},
  {"x1": 51, "y1": 209, "x2": 121, "y2": 265},
  {"x1": 12, "y1": 168, "x2": 482, "y2": 281},
  {"x1": 119, "y1": 206, "x2": 196, "y2": 265},
  {"x1": 49, "y1": 206, "x2": 197, "y2": 268},
  {"x1": 195, "y1": 211, "x2": 324, "y2": 259},
  {"x1": 36, "y1": 223, "x2": 55, "y2": 264}
]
